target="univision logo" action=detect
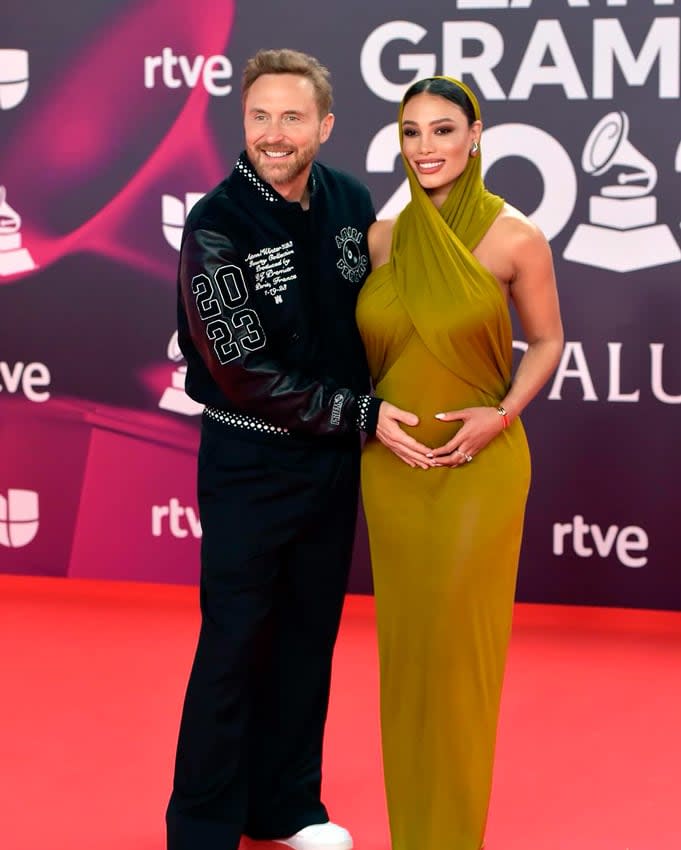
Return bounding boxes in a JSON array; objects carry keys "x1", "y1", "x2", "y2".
[
  {"x1": 0, "y1": 489, "x2": 39, "y2": 548},
  {"x1": 162, "y1": 193, "x2": 205, "y2": 251},
  {"x1": 0, "y1": 50, "x2": 29, "y2": 110}
]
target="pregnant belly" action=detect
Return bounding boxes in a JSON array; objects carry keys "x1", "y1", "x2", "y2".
[
  {"x1": 375, "y1": 373, "x2": 487, "y2": 448},
  {"x1": 371, "y1": 336, "x2": 504, "y2": 448}
]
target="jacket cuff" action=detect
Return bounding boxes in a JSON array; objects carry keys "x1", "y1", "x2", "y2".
[{"x1": 356, "y1": 395, "x2": 382, "y2": 437}]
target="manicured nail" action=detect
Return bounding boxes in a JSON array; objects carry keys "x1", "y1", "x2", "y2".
[{"x1": 435, "y1": 413, "x2": 445, "y2": 420}]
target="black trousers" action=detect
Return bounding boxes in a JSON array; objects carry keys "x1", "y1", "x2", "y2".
[{"x1": 166, "y1": 419, "x2": 360, "y2": 850}]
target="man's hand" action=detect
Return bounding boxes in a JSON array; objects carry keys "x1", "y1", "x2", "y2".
[{"x1": 375, "y1": 402, "x2": 435, "y2": 469}]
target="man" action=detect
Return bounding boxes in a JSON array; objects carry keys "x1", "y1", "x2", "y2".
[{"x1": 165, "y1": 49, "x2": 423, "y2": 850}]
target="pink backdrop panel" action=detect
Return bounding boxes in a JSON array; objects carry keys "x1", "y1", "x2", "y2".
[
  {"x1": 68, "y1": 411, "x2": 200, "y2": 585},
  {"x1": 0, "y1": 400, "x2": 91, "y2": 576}
]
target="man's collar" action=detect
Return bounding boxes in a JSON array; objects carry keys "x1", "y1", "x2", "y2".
[{"x1": 234, "y1": 152, "x2": 318, "y2": 206}]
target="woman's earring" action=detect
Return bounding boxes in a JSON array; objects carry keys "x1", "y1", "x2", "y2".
[{"x1": 470, "y1": 141, "x2": 480, "y2": 156}]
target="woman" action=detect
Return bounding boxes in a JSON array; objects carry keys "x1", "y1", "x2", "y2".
[{"x1": 357, "y1": 77, "x2": 563, "y2": 850}]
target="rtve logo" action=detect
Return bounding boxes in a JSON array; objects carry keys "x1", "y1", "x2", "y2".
[
  {"x1": 0, "y1": 49, "x2": 29, "y2": 110},
  {"x1": 0, "y1": 361, "x2": 51, "y2": 402},
  {"x1": 151, "y1": 498, "x2": 202, "y2": 539},
  {"x1": 0, "y1": 489, "x2": 39, "y2": 548},
  {"x1": 553, "y1": 515, "x2": 648, "y2": 568},
  {"x1": 144, "y1": 48, "x2": 232, "y2": 95}
]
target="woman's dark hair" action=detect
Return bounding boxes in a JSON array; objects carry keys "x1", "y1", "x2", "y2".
[{"x1": 402, "y1": 78, "x2": 476, "y2": 126}]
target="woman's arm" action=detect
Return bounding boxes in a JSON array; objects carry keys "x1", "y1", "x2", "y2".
[
  {"x1": 431, "y1": 214, "x2": 563, "y2": 466},
  {"x1": 500, "y1": 216, "x2": 564, "y2": 420}
]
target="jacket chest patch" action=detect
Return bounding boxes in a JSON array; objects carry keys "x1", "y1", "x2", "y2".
[
  {"x1": 335, "y1": 226, "x2": 368, "y2": 284},
  {"x1": 245, "y1": 240, "x2": 297, "y2": 305}
]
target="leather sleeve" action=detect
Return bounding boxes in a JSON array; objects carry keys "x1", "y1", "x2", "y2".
[{"x1": 179, "y1": 227, "x2": 376, "y2": 436}]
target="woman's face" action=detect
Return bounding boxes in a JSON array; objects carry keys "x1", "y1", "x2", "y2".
[{"x1": 400, "y1": 92, "x2": 481, "y2": 201}]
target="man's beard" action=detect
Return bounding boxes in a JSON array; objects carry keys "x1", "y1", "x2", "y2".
[{"x1": 248, "y1": 141, "x2": 318, "y2": 188}]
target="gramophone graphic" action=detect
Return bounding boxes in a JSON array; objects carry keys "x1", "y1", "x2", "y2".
[
  {"x1": 0, "y1": 186, "x2": 37, "y2": 276},
  {"x1": 563, "y1": 111, "x2": 681, "y2": 272},
  {"x1": 158, "y1": 331, "x2": 204, "y2": 416}
]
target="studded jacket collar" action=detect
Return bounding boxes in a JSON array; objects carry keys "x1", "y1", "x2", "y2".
[{"x1": 233, "y1": 152, "x2": 319, "y2": 207}]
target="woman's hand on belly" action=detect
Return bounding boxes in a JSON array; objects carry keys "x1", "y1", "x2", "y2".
[
  {"x1": 429, "y1": 406, "x2": 505, "y2": 467},
  {"x1": 375, "y1": 401, "x2": 439, "y2": 470}
]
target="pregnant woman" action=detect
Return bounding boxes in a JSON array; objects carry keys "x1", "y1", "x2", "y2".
[{"x1": 357, "y1": 76, "x2": 563, "y2": 850}]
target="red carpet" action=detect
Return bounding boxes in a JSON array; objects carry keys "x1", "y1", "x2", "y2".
[{"x1": 1, "y1": 575, "x2": 680, "y2": 850}]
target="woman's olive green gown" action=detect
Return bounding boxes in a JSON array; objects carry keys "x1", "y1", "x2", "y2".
[
  {"x1": 357, "y1": 260, "x2": 530, "y2": 850},
  {"x1": 356, "y1": 80, "x2": 531, "y2": 850}
]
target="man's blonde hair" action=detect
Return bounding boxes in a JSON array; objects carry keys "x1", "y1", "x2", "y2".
[{"x1": 242, "y1": 49, "x2": 333, "y2": 116}]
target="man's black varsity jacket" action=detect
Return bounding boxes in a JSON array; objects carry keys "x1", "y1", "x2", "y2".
[{"x1": 177, "y1": 152, "x2": 381, "y2": 440}]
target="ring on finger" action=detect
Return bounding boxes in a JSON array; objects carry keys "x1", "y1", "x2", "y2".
[{"x1": 464, "y1": 452, "x2": 473, "y2": 463}]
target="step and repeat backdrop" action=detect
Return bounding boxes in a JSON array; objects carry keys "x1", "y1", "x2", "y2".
[{"x1": 1, "y1": 0, "x2": 679, "y2": 608}]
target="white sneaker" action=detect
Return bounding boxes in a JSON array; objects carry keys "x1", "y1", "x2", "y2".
[{"x1": 272, "y1": 821, "x2": 353, "y2": 850}]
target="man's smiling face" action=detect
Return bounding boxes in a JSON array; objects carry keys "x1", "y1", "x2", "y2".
[{"x1": 244, "y1": 73, "x2": 333, "y2": 194}]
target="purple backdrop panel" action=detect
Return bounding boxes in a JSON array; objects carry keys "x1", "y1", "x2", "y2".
[
  {"x1": 1, "y1": 0, "x2": 680, "y2": 608},
  {"x1": 0, "y1": 399, "x2": 91, "y2": 576},
  {"x1": 68, "y1": 409, "x2": 199, "y2": 585}
]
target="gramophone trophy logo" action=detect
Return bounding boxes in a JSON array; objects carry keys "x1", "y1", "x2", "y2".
[
  {"x1": 158, "y1": 331, "x2": 204, "y2": 416},
  {"x1": 0, "y1": 49, "x2": 29, "y2": 110},
  {"x1": 564, "y1": 112, "x2": 681, "y2": 272},
  {"x1": 0, "y1": 186, "x2": 37, "y2": 276}
]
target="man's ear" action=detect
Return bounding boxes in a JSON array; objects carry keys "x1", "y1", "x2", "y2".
[{"x1": 320, "y1": 112, "x2": 335, "y2": 144}]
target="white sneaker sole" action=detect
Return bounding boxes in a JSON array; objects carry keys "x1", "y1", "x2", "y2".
[
  {"x1": 272, "y1": 841, "x2": 353, "y2": 850},
  {"x1": 272, "y1": 835, "x2": 353, "y2": 850}
]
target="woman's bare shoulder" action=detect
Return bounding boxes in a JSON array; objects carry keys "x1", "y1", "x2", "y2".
[
  {"x1": 368, "y1": 218, "x2": 396, "y2": 268},
  {"x1": 493, "y1": 203, "x2": 547, "y2": 245},
  {"x1": 493, "y1": 203, "x2": 555, "y2": 286},
  {"x1": 475, "y1": 203, "x2": 552, "y2": 285}
]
